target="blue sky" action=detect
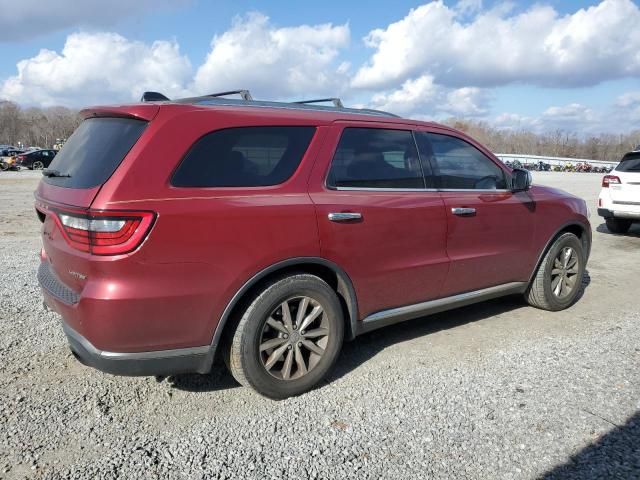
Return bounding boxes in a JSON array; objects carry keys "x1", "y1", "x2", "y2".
[{"x1": 1, "y1": 0, "x2": 639, "y2": 134}]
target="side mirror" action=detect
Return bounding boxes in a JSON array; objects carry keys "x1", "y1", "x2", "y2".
[{"x1": 511, "y1": 168, "x2": 532, "y2": 192}]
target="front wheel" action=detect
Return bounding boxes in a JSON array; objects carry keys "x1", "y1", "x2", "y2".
[
  {"x1": 225, "y1": 274, "x2": 344, "y2": 399},
  {"x1": 526, "y1": 233, "x2": 585, "y2": 311},
  {"x1": 605, "y1": 218, "x2": 632, "y2": 234}
]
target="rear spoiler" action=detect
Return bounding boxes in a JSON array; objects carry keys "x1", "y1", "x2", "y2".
[{"x1": 80, "y1": 104, "x2": 160, "y2": 122}]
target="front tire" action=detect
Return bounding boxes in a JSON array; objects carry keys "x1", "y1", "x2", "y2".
[
  {"x1": 526, "y1": 233, "x2": 585, "y2": 311},
  {"x1": 605, "y1": 218, "x2": 632, "y2": 234},
  {"x1": 225, "y1": 274, "x2": 344, "y2": 399}
]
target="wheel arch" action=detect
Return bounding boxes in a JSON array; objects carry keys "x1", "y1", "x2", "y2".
[
  {"x1": 528, "y1": 221, "x2": 591, "y2": 285},
  {"x1": 206, "y1": 257, "x2": 359, "y2": 368}
]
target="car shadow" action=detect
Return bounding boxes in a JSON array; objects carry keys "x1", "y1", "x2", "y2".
[
  {"x1": 167, "y1": 271, "x2": 591, "y2": 393},
  {"x1": 596, "y1": 222, "x2": 640, "y2": 237},
  {"x1": 540, "y1": 410, "x2": 640, "y2": 479}
]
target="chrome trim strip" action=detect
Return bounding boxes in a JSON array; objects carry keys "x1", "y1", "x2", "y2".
[
  {"x1": 613, "y1": 200, "x2": 640, "y2": 206},
  {"x1": 62, "y1": 322, "x2": 210, "y2": 360},
  {"x1": 613, "y1": 211, "x2": 640, "y2": 219},
  {"x1": 332, "y1": 186, "x2": 438, "y2": 192},
  {"x1": 358, "y1": 282, "x2": 527, "y2": 335},
  {"x1": 331, "y1": 187, "x2": 512, "y2": 193}
]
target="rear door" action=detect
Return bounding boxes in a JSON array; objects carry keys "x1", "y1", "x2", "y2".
[
  {"x1": 609, "y1": 153, "x2": 640, "y2": 209},
  {"x1": 415, "y1": 130, "x2": 536, "y2": 296},
  {"x1": 308, "y1": 123, "x2": 449, "y2": 319}
]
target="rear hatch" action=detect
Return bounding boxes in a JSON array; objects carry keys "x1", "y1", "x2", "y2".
[
  {"x1": 609, "y1": 153, "x2": 640, "y2": 207},
  {"x1": 36, "y1": 104, "x2": 158, "y2": 295}
]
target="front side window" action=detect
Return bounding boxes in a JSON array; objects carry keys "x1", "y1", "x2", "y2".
[
  {"x1": 327, "y1": 128, "x2": 425, "y2": 189},
  {"x1": 172, "y1": 126, "x2": 316, "y2": 187},
  {"x1": 416, "y1": 132, "x2": 507, "y2": 190}
]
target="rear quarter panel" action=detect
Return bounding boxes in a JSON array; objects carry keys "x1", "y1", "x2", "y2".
[{"x1": 86, "y1": 107, "x2": 328, "y2": 350}]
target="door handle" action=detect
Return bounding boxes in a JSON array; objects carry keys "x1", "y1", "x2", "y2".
[
  {"x1": 328, "y1": 212, "x2": 362, "y2": 222},
  {"x1": 451, "y1": 207, "x2": 476, "y2": 216}
]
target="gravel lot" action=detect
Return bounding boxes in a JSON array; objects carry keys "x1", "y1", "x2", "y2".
[{"x1": 0, "y1": 170, "x2": 638, "y2": 479}]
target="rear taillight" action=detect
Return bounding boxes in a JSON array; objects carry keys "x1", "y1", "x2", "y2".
[
  {"x1": 602, "y1": 175, "x2": 621, "y2": 187},
  {"x1": 52, "y1": 208, "x2": 155, "y2": 255}
]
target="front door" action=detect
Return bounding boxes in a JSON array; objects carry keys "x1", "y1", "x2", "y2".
[{"x1": 415, "y1": 130, "x2": 536, "y2": 297}]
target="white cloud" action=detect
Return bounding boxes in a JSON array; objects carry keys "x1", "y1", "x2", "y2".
[
  {"x1": 0, "y1": 33, "x2": 192, "y2": 107},
  {"x1": 368, "y1": 74, "x2": 489, "y2": 117},
  {"x1": 455, "y1": 0, "x2": 483, "y2": 16},
  {"x1": 353, "y1": 0, "x2": 640, "y2": 90},
  {"x1": 0, "y1": 0, "x2": 187, "y2": 41},
  {"x1": 192, "y1": 13, "x2": 350, "y2": 99}
]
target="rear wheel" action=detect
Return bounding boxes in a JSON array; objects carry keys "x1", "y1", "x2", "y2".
[
  {"x1": 225, "y1": 274, "x2": 344, "y2": 399},
  {"x1": 526, "y1": 233, "x2": 585, "y2": 311},
  {"x1": 605, "y1": 217, "x2": 632, "y2": 234},
  {"x1": 32, "y1": 161, "x2": 44, "y2": 170}
]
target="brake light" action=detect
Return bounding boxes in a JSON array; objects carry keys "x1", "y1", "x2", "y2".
[
  {"x1": 52, "y1": 208, "x2": 155, "y2": 255},
  {"x1": 602, "y1": 175, "x2": 621, "y2": 187}
]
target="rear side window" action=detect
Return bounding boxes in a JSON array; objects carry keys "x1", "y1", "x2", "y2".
[
  {"x1": 172, "y1": 126, "x2": 316, "y2": 187},
  {"x1": 416, "y1": 132, "x2": 507, "y2": 190},
  {"x1": 616, "y1": 153, "x2": 640, "y2": 172},
  {"x1": 327, "y1": 128, "x2": 425, "y2": 189},
  {"x1": 43, "y1": 118, "x2": 147, "y2": 188}
]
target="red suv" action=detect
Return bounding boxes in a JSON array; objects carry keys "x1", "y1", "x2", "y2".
[{"x1": 36, "y1": 91, "x2": 591, "y2": 398}]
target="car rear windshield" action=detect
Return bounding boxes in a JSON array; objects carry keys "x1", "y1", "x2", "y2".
[
  {"x1": 43, "y1": 117, "x2": 147, "y2": 188},
  {"x1": 171, "y1": 126, "x2": 316, "y2": 187},
  {"x1": 616, "y1": 153, "x2": 640, "y2": 172}
]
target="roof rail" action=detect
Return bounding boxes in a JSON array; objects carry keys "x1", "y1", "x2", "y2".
[
  {"x1": 206, "y1": 90, "x2": 253, "y2": 101},
  {"x1": 293, "y1": 98, "x2": 344, "y2": 108},
  {"x1": 140, "y1": 91, "x2": 170, "y2": 102}
]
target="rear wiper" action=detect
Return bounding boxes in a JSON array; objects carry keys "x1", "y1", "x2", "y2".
[{"x1": 42, "y1": 168, "x2": 71, "y2": 178}]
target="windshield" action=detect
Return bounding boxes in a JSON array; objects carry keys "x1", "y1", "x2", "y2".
[{"x1": 43, "y1": 117, "x2": 147, "y2": 188}]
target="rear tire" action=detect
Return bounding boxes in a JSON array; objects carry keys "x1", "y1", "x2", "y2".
[
  {"x1": 32, "y1": 161, "x2": 44, "y2": 170},
  {"x1": 225, "y1": 274, "x2": 344, "y2": 399},
  {"x1": 526, "y1": 233, "x2": 585, "y2": 311},
  {"x1": 605, "y1": 217, "x2": 632, "y2": 234}
]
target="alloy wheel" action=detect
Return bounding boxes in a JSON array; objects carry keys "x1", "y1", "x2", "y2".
[
  {"x1": 550, "y1": 246, "x2": 580, "y2": 299},
  {"x1": 259, "y1": 296, "x2": 330, "y2": 380},
  {"x1": 32, "y1": 161, "x2": 44, "y2": 170}
]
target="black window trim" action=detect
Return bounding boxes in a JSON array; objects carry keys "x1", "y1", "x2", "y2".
[
  {"x1": 170, "y1": 125, "x2": 318, "y2": 189},
  {"x1": 324, "y1": 126, "x2": 437, "y2": 192}
]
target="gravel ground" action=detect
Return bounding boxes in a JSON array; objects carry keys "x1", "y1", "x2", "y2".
[{"x1": 0, "y1": 170, "x2": 638, "y2": 479}]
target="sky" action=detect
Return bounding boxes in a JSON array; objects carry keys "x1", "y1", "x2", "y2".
[{"x1": 0, "y1": 0, "x2": 639, "y2": 135}]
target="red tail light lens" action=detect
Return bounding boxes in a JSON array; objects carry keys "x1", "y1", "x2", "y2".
[
  {"x1": 602, "y1": 175, "x2": 621, "y2": 187},
  {"x1": 53, "y1": 209, "x2": 155, "y2": 255}
]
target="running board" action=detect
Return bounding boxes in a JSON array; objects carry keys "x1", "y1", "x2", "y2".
[{"x1": 355, "y1": 282, "x2": 527, "y2": 335}]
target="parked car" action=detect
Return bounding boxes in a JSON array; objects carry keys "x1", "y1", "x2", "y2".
[
  {"x1": 598, "y1": 149, "x2": 640, "y2": 233},
  {"x1": 35, "y1": 91, "x2": 591, "y2": 399},
  {"x1": 0, "y1": 148, "x2": 24, "y2": 171},
  {"x1": 16, "y1": 149, "x2": 57, "y2": 170}
]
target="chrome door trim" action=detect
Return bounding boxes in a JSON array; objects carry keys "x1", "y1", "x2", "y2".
[
  {"x1": 451, "y1": 207, "x2": 476, "y2": 216},
  {"x1": 355, "y1": 282, "x2": 527, "y2": 335},
  {"x1": 328, "y1": 212, "x2": 362, "y2": 222}
]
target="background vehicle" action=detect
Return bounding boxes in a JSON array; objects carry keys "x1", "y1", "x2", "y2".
[
  {"x1": 0, "y1": 148, "x2": 24, "y2": 171},
  {"x1": 16, "y1": 149, "x2": 57, "y2": 170},
  {"x1": 36, "y1": 90, "x2": 591, "y2": 399},
  {"x1": 598, "y1": 149, "x2": 640, "y2": 233}
]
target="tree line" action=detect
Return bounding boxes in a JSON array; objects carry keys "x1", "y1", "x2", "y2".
[
  {"x1": 0, "y1": 101, "x2": 82, "y2": 149},
  {"x1": 1, "y1": 100, "x2": 638, "y2": 161},
  {"x1": 445, "y1": 119, "x2": 639, "y2": 162}
]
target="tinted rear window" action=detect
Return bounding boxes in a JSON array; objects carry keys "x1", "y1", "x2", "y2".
[
  {"x1": 172, "y1": 126, "x2": 316, "y2": 188},
  {"x1": 617, "y1": 153, "x2": 640, "y2": 172},
  {"x1": 43, "y1": 117, "x2": 147, "y2": 188}
]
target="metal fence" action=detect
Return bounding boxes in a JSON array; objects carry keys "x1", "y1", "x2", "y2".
[{"x1": 495, "y1": 153, "x2": 618, "y2": 167}]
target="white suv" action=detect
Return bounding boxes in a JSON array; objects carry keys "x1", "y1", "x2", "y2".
[{"x1": 598, "y1": 150, "x2": 640, "y2": 233}]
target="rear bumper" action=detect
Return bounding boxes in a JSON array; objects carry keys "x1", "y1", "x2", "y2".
[
  {"x1": 62, "y1": 321, "x2": 212, "y2": 376},
  {"x1": 38, "y1": 260, "x2": 216, "y2": 376},
  {"x1": 598, "y1": 208, "x2": 640, "y2": 220}
]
